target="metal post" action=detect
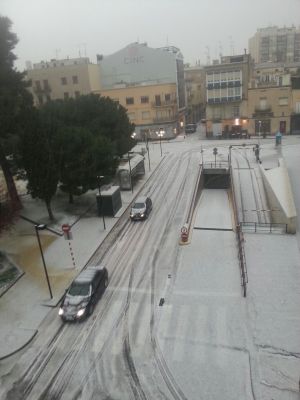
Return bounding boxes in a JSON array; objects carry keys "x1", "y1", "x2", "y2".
[
  {"x1": 128, "y1": 152, "x2": 133, "y2": 193},
  {"x1": 97, "y1": 176, "x2": 106, "y2": 230},
  {"x1": 159, "y1": 134, "x2": 162, "y2": 157},
  {"x1": 35, "y1": 225, "x2": 53, "y2": 299},
  {"x1": 146, "y1": 136, "x2": 151, "y2": 171},
  {"x1": 258, "y1": 120, "x2": 261, "y2": 146}
]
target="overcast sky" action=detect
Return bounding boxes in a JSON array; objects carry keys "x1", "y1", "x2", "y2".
[{"x1": 2, "y1": 0, "x2": 300, "y2": 70}]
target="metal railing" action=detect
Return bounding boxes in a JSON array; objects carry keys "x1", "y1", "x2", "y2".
[
  {"x1": 240, "y1": 222, "x2": 288, "y2": 234},
  {"x1": 230, "y1": 166, "x2": 248, "y2": 297},
  {"x1": 202, "y1": 161, "x2": 229, "y2": 169}
]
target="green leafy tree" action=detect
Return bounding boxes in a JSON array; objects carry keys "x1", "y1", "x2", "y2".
[
  {"x1": 0, "y1": 15, "x2": 33, "y2": 210},
  {"x1": 21, "y1": 110, "x2": 59, "y2": 220},
  {"x1": 40, "y1": 95, "x2": 134, "y2": 202}
]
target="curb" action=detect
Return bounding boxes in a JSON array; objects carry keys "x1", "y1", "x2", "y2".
[
  {"x1": 0, "y1": 329, "x2": 38, "y2": 361},
  {"x1": 0, "y1": 272, "x2": 25, "y2": 298}
]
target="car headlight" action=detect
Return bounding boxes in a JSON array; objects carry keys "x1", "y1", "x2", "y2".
[
  {"x1": 58, "y1": 308, "x2": 64, "y2": 316},
  {"x1": 77, "y1": 308, "x2": 86, "y2": 317},
  {"x1": 140, "y1": 213, "x2": 144, "y2": 217}
]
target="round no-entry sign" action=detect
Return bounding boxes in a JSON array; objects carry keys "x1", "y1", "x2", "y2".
[{"x1": 62, "y1": 224, "x2": 71, "y2": 233}]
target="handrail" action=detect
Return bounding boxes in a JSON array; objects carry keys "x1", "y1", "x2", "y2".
[
  {"x1": 230, "y1": 165, "x2": 248, "y2": 297},
  {"x1": 240, "y1": 221, "x2": 288, "y2": 234}
]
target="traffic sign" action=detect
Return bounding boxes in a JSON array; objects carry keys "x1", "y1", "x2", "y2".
[{"x1": 62, "y1": 224, "x2": 70, "y2": 233}]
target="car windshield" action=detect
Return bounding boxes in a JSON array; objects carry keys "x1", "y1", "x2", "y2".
[
  {"x1": 133, "y1": 202, "x2": 145, "y2": 209},
  {"x1": 68, "y1": 283, "x2": 90, "y2": 296}
]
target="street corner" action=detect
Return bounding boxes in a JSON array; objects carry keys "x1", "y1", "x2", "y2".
[{"x1": 0, "y1": 327, "x2": 38, "y2": 360}]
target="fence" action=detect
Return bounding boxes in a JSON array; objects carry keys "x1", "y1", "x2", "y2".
[
  {"x1": 240, "y1": 222, "x2": 288, "y2": 234},
  {"x1": 230, "y1": 166, "x2": 248, "y2": 297}
]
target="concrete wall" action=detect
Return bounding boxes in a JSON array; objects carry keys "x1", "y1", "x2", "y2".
[{"x1": 259, "y1": 159, "x2": 297, "y2": 233}]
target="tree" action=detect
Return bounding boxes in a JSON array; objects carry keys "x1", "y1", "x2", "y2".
[
  {"x1": 21, "y1": 110, "x2": 59, "y2": 220},
  {"x1": 0, "y1": 15, "x2": 33, "y2": 210},
  {"x1": 58, "y1": 126, "x2": 117, "y2": 203},
  {"x1": 40, "y1": 95, "x2": 134, "y2": 200}
]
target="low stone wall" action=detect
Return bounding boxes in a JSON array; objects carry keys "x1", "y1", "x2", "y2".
[{"x1": 259, "y1": 159, "x2": 297, "y2": 233}]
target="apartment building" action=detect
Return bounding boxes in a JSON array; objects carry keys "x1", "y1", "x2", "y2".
[
  {"x1": 96, "y1": 42, "x2": 186, "y2": 139},
  {"x1": 25, "y1": 57, "x2": 101, "y2": 106},
  {"x1": 100, "y1": 82, "x2": 178, "y2": 140},
  {"x1": 249, "y1": 26, "x2": 300, "y2": 64},
  {"x1": 291, "y1": 74, "x2": 300, "y2": 134},
  {"x1": 247, "y1": 63, "x2": 300, "y2": 135},
  {"x1": 184, "y1": 65, "x2": 206, "y2": 124},
  {"x1": 204, "y1": 54, "x2": 252, "y2": 137}
]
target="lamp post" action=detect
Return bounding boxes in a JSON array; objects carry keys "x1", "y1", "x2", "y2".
[
  {"x1": 258, "y1": 120, "x2": 262, "y2": 146},
  {"x1": 97, "y1": 175, "x2": 106, "y2": 230},
  {"x1": 157, "y1": 128, "x2": 164, "y2": 157},
  {"x1": 35, "y1": 224, "x2": 53, "y2": 299},
  {"x1": 127, "y1": 152, "x2": 133, "y2": 193},
  {"x1": 146, "y1": 130, "x2": 151, "y2": 171}
]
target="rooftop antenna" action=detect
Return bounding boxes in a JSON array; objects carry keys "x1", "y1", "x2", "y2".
[
  {"x1": 205, "y1": 46, "x2": 210, "y2": 65},
  {"x1": 229, "y1": 36, "x2": 234, "y2": 55},
  {"x1": 219, "y1": 41, "x2": 223, "y2": 59},
  {"x1": 78, "y1": 43, "x2": 87, "y2": 58},
  {"x1": 55, "y1": 48, "x2": 61, "y2": 59}
]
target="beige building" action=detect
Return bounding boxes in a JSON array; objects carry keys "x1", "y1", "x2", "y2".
[
  {"x1": 204, "y1": 54, "x2": 252, "y2": 137},
  {"x1": 97, "y1": 43, "x2": 186, "y2": 139},
  {"x1": 249, "y1": 26, "x2": 300, "y2": 64},
  {"x1": 184, "y1": 65, "x2": 206, "y2": 123},
  {"x1": 247, "y1": 64, "x2": 296, "y2": 135},
  {"x1": 25, "y1": 57, "x2": 101, "y2": 106},
  {"x1": 98, "y1": 82, "x2": 178, "y2": 140},
  {"x1": 291, "y1": 74, "x2": 300, "y2": 134}
]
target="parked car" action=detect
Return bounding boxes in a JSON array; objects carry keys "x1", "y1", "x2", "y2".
[
  {"x1": 59, "y1": 266, "x2": 108, "y2": 322},
  {"x1": 185, "y1": 123, "x2": 197, "y2": 134},
  {"x1": 130, "y1": 196, "x2": 152, "y2": 220}
]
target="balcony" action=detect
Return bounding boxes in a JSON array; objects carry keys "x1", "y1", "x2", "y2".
[
  {"x1": 254, "y1": 105, "x2": 272, "y2": 113},
  {"x1": 153, "y1": 115, "x2": 176, "y2": 123},
  {"x1": 151, "y1": 99, "x2": 177, "y2": 108},
  {"x1": 33, "y1": 85, "x2": 52, "y2": 94}
]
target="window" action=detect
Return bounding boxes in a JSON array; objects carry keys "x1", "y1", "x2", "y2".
[
  {"x1": 259, "y1": 97, "x2": 267, "y2": 109},
  {"x1": 75, "y1": 91, "x2": 80, "y2": 98},
  {"x1": 126, "y1": 97, "x2": 134, "y2": 105},
  {"x1": 64, "y1": 92, "x2": 69, "y2": 100},
  {"x1": 141, "y1": 96, "x2": 149, "y2": 104},
  {"x1": 46, "y1": 94, "x2": 51, "y2": 102},
  {"x1": 35, "y1": 80, "x2": 41, "y2": 90},
  {"x1": 142, "y1": 111, "x2": 150, "y2": 120},
  {"x1": 165, "y1": 94, "x2": 171, "y2": 102},
  {"x1": 279, "y1": 97, "x2": 288, "y2": 106},
  {"x1": 295, "y1": 102, "x2": 300, "y2": 113},
  {"x1": 155, "y1": 95, "x2": 161, "y2": 106},
  {"x1": 127, "y1": 112, "x2": 136, "y2": 120},
  {"x1": 232, "y1": 106, "x2": 239, "y2": 117},
  {"x1": 37, "y1": 95, "x2": 43, "y2": 105},
  {"x1": 43, "y1": 79, "x2": 49, "y2": 89},
  {"x1": 61, "y1": 77, "x2": 67, "y2": 85},
  {"x1": 72, "y1": 76, "x2": 78, "y2": 84}
]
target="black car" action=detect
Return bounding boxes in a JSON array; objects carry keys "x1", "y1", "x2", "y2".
[
  {"x1": 59, "y1": 266, "x2": 108, "y2": 321},
  {"x1": 130, "y1": 196, "x2": 152, "y2": 220},
  {"x1": 185, "y1": 123, "x2": 197, "y2": 134}
]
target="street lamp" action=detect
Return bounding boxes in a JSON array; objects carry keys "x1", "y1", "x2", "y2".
[
  {"x1": 146, "y1": 130, "x2": 151, "y2": 171},
  {"x1": 97, "y1": 175, "x2": 106, "y2": 230},
  {"x1": 127, "y1": 152, "x2": 133, "y2": 193},
  {"x1": 258, "y1": 120, "x2": 262, "y2": 146},
  {"x1": 35, "y1": 224, "x2": 53, "y2": 299},
  {"x1": 157, "y1": 128, "x2": 164, "y2": 157}
]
